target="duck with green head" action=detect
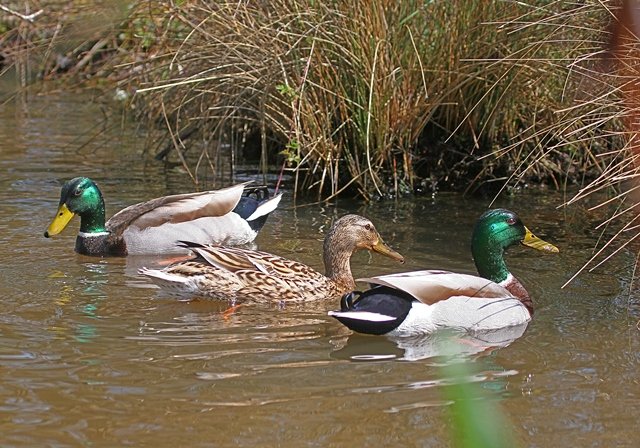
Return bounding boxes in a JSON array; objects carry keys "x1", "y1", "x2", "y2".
[
  {"x1": 329, "y1": 209, "x2": 559, "y2": 336},
  {"x1": 44, "y1": 177, "x2": 282, "y2": 256}
]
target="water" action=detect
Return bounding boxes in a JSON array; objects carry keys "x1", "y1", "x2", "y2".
[{"x1": 1, "y1": 93, "x2": 639, "y2": 447}]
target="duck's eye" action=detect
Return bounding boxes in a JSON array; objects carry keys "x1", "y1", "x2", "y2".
[
  {"x1": 73, "y1": 188, "x2": 82, "y2": 197},
  {"x1": 506, "y1": 217, "x2": 516, "y2": 225},
  {"x1": 364, "y1": 223, "x2": 373, "y2": 231}
]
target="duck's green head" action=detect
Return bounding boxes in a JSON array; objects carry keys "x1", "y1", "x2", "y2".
[
  {"x1": 471, "y1": 208, "x2": 558, "y2": 283},
  {"x1": 44, "y1": 177, "x2": 107, "y2": 237}
]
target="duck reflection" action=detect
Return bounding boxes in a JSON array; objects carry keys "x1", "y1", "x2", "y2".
[
  {"x1": 49, "y1": 261, "x2": 111, "y2": 343},
  {"x1": 331, "y1": 322, "x2": 528, "y2": 362}
]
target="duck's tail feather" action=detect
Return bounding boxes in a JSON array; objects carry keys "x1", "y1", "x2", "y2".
[
  {"x1": 328, "y1": 310, "x2": 397, "y2": 322},
  {"x1": 138, "y1": 267, "x2": 190, "y2": 286},
  {"x1": 329, "y1": 286, "x2": 415, "y2": 335},
  {"x1": 328, "y1": 310, "x2": 399, "y2": 335},
  {"x1": 138, "y1": 267, "x2": 200, "y2": 300},
  {"x1": 175, "y1": 240, "x2": 208, "y2": 249},
  {"x1": 246, "y1": 193, "x2": 283, "y2": 222}
]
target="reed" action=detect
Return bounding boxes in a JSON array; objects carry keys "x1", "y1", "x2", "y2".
[
  {"x1": 115, "y1": 1, "x2": 622, "y2": 199},
  {"x1": 1, "y1": 1, "x2": 632, "y2": 205}
]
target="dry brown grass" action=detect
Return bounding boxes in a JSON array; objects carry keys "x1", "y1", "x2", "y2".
[
  {"x1": 0, "y1": 1, "x2": 634, "y2": 205},
  {"x1": 107, "y1": 1, "x2": 622, "y2": 200}
]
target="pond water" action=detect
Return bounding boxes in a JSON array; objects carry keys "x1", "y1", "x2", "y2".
[{"x1": 1, "y1": 93, "x2": 639, "y2": 447}]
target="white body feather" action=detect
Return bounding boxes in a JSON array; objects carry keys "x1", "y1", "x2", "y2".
[
  {"x1": 122, "y1": 213, "x2": 257, "y2": 254},
  {"x1": 387, "y1": 296, "x2": 530, "y2": 337},
  {"x1": 119, "y1": 189, "x2": 282, "y2": 255}
]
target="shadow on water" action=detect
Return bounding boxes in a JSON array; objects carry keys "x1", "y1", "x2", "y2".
[{"x1": 1, "y1": 93, "x2": 639, "y2": 446}]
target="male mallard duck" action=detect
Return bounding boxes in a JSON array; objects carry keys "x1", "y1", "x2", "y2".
[
  {"x1": 138, "y1": 214, "x2": 405, "y2": 302},
  {"x1": 44, "y1": 177, "x2": 282, "y2": 256},
  {"x1": 328, "y1": 209, "x2": 559, "y2": 336}
]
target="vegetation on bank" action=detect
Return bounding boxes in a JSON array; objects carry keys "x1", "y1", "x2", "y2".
[{"x1": 0, "y1": 1, "x2": 633, "y2": 202}]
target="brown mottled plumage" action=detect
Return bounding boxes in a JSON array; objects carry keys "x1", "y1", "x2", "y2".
[{"x1": 139, "y1": 214, "x2": 405, "y2": 302}]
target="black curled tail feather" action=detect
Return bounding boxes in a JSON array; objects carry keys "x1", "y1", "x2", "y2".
[
  {"x1": 340, "y1": 291, "x2": 363, "y2": 311},
  {"x1": 233, "y1": 188, "x2": 280, "y2": 232},
  {"x1": 242, "y1": 185, "x2": 270, "y2": 201}
]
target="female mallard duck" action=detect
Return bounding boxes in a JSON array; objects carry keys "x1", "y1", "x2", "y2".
[
  {"x1": 44, "y1": 177, "x2": 282, "y2": 256},
  {"x1": 138, "y1": 214, "x2": 405, "y2": 302},
  {"x1": 328, "y1": 209, "x2": 559, "y2": 336}
]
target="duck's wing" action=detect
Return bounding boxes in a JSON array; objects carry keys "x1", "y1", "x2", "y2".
[
  {"x1": 175, "y1": 243, "x2": 328, "y2": 301},
  {"x1": 232, "y1": 269, "x2": 327, "y2": 302},
  {"x1": 106, "y1": 182, "x2": 249, "y2": 236},
  {"x1": 357, "y1": 270, "x2": 513, "y2": 305},
  {"x1": 185, "y1": 244, "x2": 326, "y2": 281}
]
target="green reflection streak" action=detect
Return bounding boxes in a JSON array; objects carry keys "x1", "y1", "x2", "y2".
[{"x1": 440, "y1": 345, "x2": 519, "y2": 448}]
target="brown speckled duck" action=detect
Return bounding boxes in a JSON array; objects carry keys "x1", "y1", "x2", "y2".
[{"x1": 138, "y1": 214, "x2": 405, "y2": 302}]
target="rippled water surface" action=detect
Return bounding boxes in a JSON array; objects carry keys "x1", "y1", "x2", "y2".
[{"x1": 1, "y1": 94, "x2": 639, "y2": 447}]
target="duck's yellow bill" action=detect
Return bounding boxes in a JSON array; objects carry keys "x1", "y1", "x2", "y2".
[
  {"x1": 44, "y1": 204, "x2": 75, "y2": 237},
  {"x1": 371, "y1": 238, "x2": 405, "y2": 263},
  {"x1": 521, "y1": 227, "x2": 559, "y2": 253}
]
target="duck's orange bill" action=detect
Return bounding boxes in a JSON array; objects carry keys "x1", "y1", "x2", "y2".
[
  {"x1": 45, "y1": 203, "x2": 75, "y2": 237},
  {"x1": 521, "y1": 227, "x2": 559, "y2": 253},
  {"x1": 372, "y1": 238, "x2": 405, "y2": 263}
]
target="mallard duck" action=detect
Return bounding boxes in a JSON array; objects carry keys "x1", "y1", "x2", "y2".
[
  {"x1": 138, "y1": 214, "x2": 405, "y2": 302},
  {"x1": 328, "y1": 208, "x2": 559, "y2": 336},
  {"x1": 44, "y1": 177, "x2": 282, "y2": 256}
]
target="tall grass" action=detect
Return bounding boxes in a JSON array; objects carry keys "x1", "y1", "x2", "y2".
[
  {"x1": 115, "y1": 0, "x2": 640, "y2": 281},
  {"x1": 99, "y1": 0, "x2": 619, "y2": 200},
  {"x1": 1, "y1": 1, "x2": 633, "y2": 207}
]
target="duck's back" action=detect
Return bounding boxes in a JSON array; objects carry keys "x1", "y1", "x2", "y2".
[
  {"x1": 142, "y1": 244, "x2": 334, "y2": 301},
  {"x1": 120, "y1": 213, "x2": 256, "y2": 254},
  {"x1": 106, "y1": 184, "x2": 257, "y2": 254},
  {"x1": 359, "y1": 270, "x2": 515, "y2": 304},
  {"x1": 195, "y1": 245, "x2": 335, "y2": 301}
]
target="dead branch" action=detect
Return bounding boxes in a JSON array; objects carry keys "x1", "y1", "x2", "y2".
[{"x1": 0, "y1": 4, "x2": 43, "y2": 23}]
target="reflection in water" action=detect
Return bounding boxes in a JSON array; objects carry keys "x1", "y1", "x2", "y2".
[
  {"x1": 332, "y1": 323, "x2": 528, "y2": 361},
  {"x1": 48, "y1": 262, "x2": 111, "y2": 343}
]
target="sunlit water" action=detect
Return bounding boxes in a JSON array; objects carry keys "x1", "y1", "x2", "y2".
[{"x1": 1, "y1": 93, "x2": 639, "y2": 447}]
